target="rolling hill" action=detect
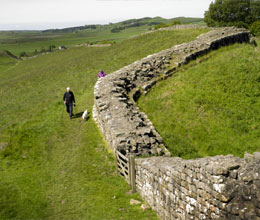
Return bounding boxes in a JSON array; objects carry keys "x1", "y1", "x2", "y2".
[{"x1": 0, "y1": 17, "x2": 205, "y2": 56}]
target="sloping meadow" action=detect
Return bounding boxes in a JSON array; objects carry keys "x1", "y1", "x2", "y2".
[{"x1": 138, "y1": 39, "x2": 260, "y2": 159}]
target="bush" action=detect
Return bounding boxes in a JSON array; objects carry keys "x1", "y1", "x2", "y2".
[
  {"x1": 250, "y1": 21, "x2": 260, "y2": 36},
  {"x1": 154, "y1": 23, "x2": 168, "y2": 30},
  {"x1": 48, "y1": 45, "x2": 56, "y2": 52},
  {"x1": 154, "y1": 21, "x2": 181, "y2": 30},
  {"x1": 111, "y1": 27, "x2": 123, "y2": 33},
  {"x1": 170, "y1": 20, "x2": 181, "y2": 26},
  {"x1": 19, "y1": 51, "x2": 27, "y2": 57}
]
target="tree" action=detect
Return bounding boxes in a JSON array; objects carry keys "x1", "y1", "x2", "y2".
[{"x1": 204, "y1": 0, "x2": 260, "y2": 28}]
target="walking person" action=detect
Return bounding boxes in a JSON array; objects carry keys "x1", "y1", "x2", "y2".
[
  {"x1": 63, "y1": 87, "x2": 75, "y2": 119},
  {"x1": 98, "y1": 69, "x2": 106, "y2": 78}
]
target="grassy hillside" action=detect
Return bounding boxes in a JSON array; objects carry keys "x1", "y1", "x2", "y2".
[
  {"x1": 0, "y1": 17, "x2": 204, "y2": 57},
  {"x1": 0, "y1": 50, "x2": 18, "y2": 73},
  {"x1": 138, "y1": 41, "x2": 260, "y2": 159},
  {"x1": 0, "y1": 28, "x2": 208, "y2": 219},
  {"x1": 0, "y1": 26, "x2": 147, "y2": 56},
  {"x1": 172, "y1": 17, "x2": 205, "y2": 25}
]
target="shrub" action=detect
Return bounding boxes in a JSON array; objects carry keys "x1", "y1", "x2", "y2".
[
  {"x1": 154, "y1": 23, "x2": 168, "y2": 30},
  {"x1": 48, "y1": 45, "x2": 56, "y2": 52},
  {"x1": 19, "y1": 51, "x2": 27, "y2": 57},
  {"x1": 250, "y1": 21, "x2": 260, "y2": 36},
  {"x1": 111, "y1": 27, "x2": 122, "y2": 33},
  {"x1": 154, "y1": 21, "x2": 181, "y2": 30},
  {"x1": 170, "y1": 20, "x2": 181, "y2": 26}
]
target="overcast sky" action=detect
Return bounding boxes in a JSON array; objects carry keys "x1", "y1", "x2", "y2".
[{"x1": 0, "y1": 0, "x2": 213, "y2": 30}]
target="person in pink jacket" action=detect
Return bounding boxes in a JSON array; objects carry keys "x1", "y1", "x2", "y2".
[{"x1": 98, "y1": 69, "x2": 106, "y2": 78}]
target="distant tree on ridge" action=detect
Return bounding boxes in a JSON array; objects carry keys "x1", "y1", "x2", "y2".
[{"x1": 204, "y1": 0, "x2": 260, "y2": 28}]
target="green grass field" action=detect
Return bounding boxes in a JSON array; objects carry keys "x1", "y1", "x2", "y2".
[
  {"x1": 0, "y1": 26, "x2": 148, "y2": 57},
  {"x1": 0, "y1": 28, "x2": 208, "y2": 219},
  {"x1": 138, "y1": 40, "x2": 260, "y2": 159},
  {"x1": 0, "y1": 17, "x2": 204, "y2": 57}
]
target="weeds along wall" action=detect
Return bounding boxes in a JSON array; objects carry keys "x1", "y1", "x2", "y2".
[{"x1": 93, "y1": 27, "x2": 260, "y2": 219}]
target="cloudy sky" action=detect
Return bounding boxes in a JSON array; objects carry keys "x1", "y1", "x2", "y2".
[{"x1": 0, "y1": 0, "x2": 213, "y2": 30}]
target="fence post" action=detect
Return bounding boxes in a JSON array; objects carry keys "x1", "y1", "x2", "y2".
[{"x1": 129, "y1": 154, "x2": 136, "y2": 193}]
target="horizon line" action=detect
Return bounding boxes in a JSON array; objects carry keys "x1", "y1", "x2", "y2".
[{"x1": 0, "y1": 16, "x2": 204, "y2": 31}]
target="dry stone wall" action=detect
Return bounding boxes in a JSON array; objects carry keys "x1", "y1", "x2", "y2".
[
  {"x1": 93, "y1": 27, "x2": 250, "y2": 156},
  {"x1": 159, "y1": 24, "x2": 208, "y2": 31},
  {"x1": 136, "y1": 153, "x2": 260, "y2": 219},
  {"x1": 92, "y1": 27, "x2": 260, "y2": 219},
  {"x1": 130, "y1": 24, "x2": 207, "y2": 40}
]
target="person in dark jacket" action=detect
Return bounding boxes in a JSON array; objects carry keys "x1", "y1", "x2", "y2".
[{"x1": 63, "y1": 87, "x2": 75, "y2": 119}]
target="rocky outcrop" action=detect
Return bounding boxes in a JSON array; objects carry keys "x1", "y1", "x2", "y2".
[{"x1": 93, "y1": 27, "x2": 250, "y2": 156}]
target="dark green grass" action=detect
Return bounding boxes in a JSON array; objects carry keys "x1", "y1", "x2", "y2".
[
  {"x1": 0, "y1": 28, "x2": 208, "y2": 219},
  {"x1": 138, "y1": 41, "x2": 260, "y2": 159}
]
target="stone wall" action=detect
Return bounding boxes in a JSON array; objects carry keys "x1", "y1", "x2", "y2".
[
  {"x1": 130, "y1": 24, "x2": 208, "y2": 40},
  {"x1": 93, "y1": 27, "x2": 250, "y2": 156},
  {"x1": 159, "y1": 24, "x2": 208, "y2": 31},
  {"x1": 136, "y1": 153, "x2": 260, "y2": 219},
  {"x1": 92, "y1": 27, "x2": 260, "y2": 219}
]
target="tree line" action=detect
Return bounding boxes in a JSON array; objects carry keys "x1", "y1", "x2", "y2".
[{"x1": 204, "y1": 0, "x2": 260, "y2": 35}]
